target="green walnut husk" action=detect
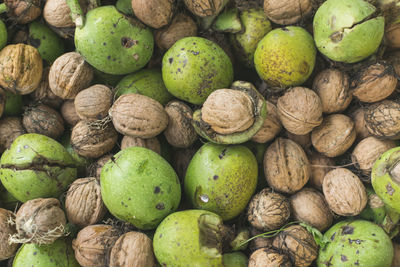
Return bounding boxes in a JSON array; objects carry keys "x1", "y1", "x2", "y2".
[
  {"x1": 317, "y1": 220, "x2": 393, "y2": 267},
  {"x1": 114, "y1": 68, "x2": 174, "y2": 105},
  {"x1": 212, "y1": 8, "x2": 243, "y2": 33},
  {"x1": 313, "y1": 0, "x2": 384, "y2": 63},
  {"x1": 0, "y1": 133, "x2": 77, "y2": 202},
  {"x1": 153, "y1": 209, "x2": 226, "y2": 266},
  {"x1": 192, "y1": 81, "x2": 266, "y2": 145},
  {"x1": 162, "y1": 36, "x2": 234, "y2": 105},
  {"x1": 92, "y1": 68, "x2": 123, "y2": 87},
  {"x1": 3, "y1": 91, "x2": 23, "y2": 116},
  {"x1": 100, "y1": 146, "x2": 181, "y2": 230},
  {"x1": 184, "y1": 142, "x2": 258, "y2": 221},
  {"x1": 75, "y1": 5, "x2": 154, "y2": 75},
  {"x1": 13, "y1": 238, "x2": 80, "y2": 267},
  {"x1": 0, "y1": 19, "x2": 6, "y2": 50},
  {"x1": 0, "y1": 183, "x2": 20, "y2": 210},
  {"x1": 115, "y1": 0, "x2": 133, "y2": 16},
  {"x1": 59, "y1": 131, "x2": 91, "y2": 177},
  {"x1": 222, "y1": 252, "x2": 248, "y2": 267}
]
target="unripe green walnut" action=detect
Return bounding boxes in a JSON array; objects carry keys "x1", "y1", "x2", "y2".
[{"x1": 254, "y1": 26, "x2": 316, "y2": 87}]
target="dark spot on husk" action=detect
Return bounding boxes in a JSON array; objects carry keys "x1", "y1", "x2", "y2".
[
  {"x1": 341, "y1": 226, "x2": 354, "y2": 235},
  {"x1": 356, "y1": 250, "x2": 359, "y2": 254},
  {"x1": 218, "y1": 149, "x2": 227, "y2": 159},
  {"x1": 121, "y1": 37, "x2": 137, "y2": 48},
  {"x1": 341, "y1": 255, "x2": 348, "y2": 262},
  {"x1": 169, "y1": 58, "x2": 173, "y2": 64},
  {"x1": 107, "y1": 56, "x2": 111, "y2": 60},
  {"x1": 282, "y1": 27, "x2": 289, "y2": 32},
  {"x1": 213, "y1": 175, "x2": 218, "y2": 180},
  {"x1": 29, "y1": 37, "x2": 41, "y2": 48},
  {"x1": 355, "y1": 260, "x2": 360, "y2": 265},
  {"x1": 33, "y1": 251, "x2": 37, "y2": 255},
  {"x1": 156, "y1": 203, "x2": 165, "y2": 210},
  {"x1": 386, "y1": 183, "x2": 395, "y2": 196},
  {"x1": 331, "y1": 232, "x2": 336, "y2": 241},
  {"x1": 330, "y1": 31, "x2": 343, "y2": 43},
  {"x1": 103, "y1": 42, "x2": 106, "y2": 46},
  {"x1": 154, "y1": 186, "x2": 161, "y2": 194}
]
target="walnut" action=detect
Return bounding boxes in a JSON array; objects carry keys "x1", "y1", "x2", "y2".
[
  {"x1": 71, "y1": 121, "x2": 118, "y2": 158},
  {"x1": 30, "y1": 67, "x2": 63, "y2": 108},
  {"x1": 348, "y1": 106, "x2": 372, "y2": 140},
  {"x1": 183, "y1": 0, "x2": 226, "y2": 17},
  {"x1": 43, "y1": 0, "x2": 75, "y2": 28},
  {"x1": 155, "y1": 13, "x2": 197, "y2": 51},
  {"x1": 386, "y1": 51, "x2": 400, "y2": 77},
  {"x1": 164, "y1": 100, "x2": 197, "y2": 148},
  {"x1": 264, "y1": 138, "x2": 310, "y2": 194},
  {"x1": 308, "y1": 151, "x2": 335, "y2": 190},
  {"x1": 386, "y1": 23, "x2": 400, "y2": 49},
  {"x1": 249, "y1": 227, "x2": 274, "y2": 252},
  {"x1": 290, "y1": 188, "x2": 333, "y2": 231},
  {"x1": 364, "y1": 100, "x2": 400, "y2": 140},
  {"x1": 4, "y1": 0, "x2": 41, "y2": 24},
  {"x1": 11, "y1": 198, "x2": 66, "y2": 245},
  {"x1": 72, "y1": 224, "x2": 121, "y2": 267},
  {"x1": 247, "y1": 188, "x2": 291, "y2": 231},
  {"x1": 311, "y1": 114, "x2": 356, "y2": 157},
  {"x1": 249, "y1": 248, "x2": 292, "y2": 267},
  {"x1": 323, "y1": 168, "x2": 367, "y2": 216},
  {"x1": 252, "y1": 101, "x2": 282, "y2": 143},
  {"x1": 312, "y1": 68, "x2": 352, "y2": 114},
  {"x1": 0, "y1": 44, "x2": 43, "y2": 95},
  {"x1": 109, "y1": 231, "x2": 156, "y2": 267},
  {"x1": 277, "y1": 87, "x2": 323, "y2": 135},
  {"x1": 22, "y1": 104, "x2": 65, "y2": 139},
  {"x1": 109, "y1": 93, "x2": 168, "y2": 138},
  {"x1": 121, "y1": 136, "x2": 161, "y2": 154},
  {"x1": 74, "y1": 85, "x2": 112, "y2": 121},
  {"x1": 49, "y1": 52, "x2": 93, "y2": 99},
  {"x1": 0, "y1": 117, "x2": 25, "y2": 153},
  {"x1": 65, "y1": 177, "x2": 107, "y2": 228},
  {"x1": 131, "y1": 0, "x2": 174, "y2": 29},
  {"x1": 0, "y1": 208, "x2": 18, "y2": 261},
  {"x1": 283, "y1": 130, "x2": 312, "y2": 151},
  {"x1": 264, "y1": 0, "x2": 312, "y2": 25},
  {"x1": 61, "y1": 100, "x2": 80, "y2": 127},
  {"x1": 272, "y1": 225, "x2": 318, "y2": 267},
  {"x1": 352, "y1": 62, "x2": 397, "y2": 103},
  {"x1": 88, "y1": 154, "x2": 113, "y2": 180}
]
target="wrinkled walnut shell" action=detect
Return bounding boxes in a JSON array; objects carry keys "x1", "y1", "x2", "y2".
[
  {"x1": 5, "y1": 0, "x2": 41, "y2": 24},
  {"x1": 184, "y1": 0, "x2": 225, "y2": 17},
  {"x1": 0, "y1": 117, "x2": 25, "y2": 153},
  {"x1": 308, "y1": 151, "x2": 335, "y2": 190},
  {"x1": 49, "y1": 52, "x2": 93, "y2": 99},
  {"x1": 30, "y1": 67, "x2": 63, "y2": 109},
  {"x1": 61, "y1": 100, "x2": 80, "y2": 127},
  {"x1": 121, "y1": 136, "x2": 161, "y2": 154},
  {"x1": 0, "y1": 208, "x2": 18, "y2": 261},
  {"x1": 364, "y1": 100, "x2": 400, "y2": 140},
  {"x1": 252, "y1": 101, "x2": 282, "y2": 143},
  {"x1": 264, "y1": 0, "x2": 312, "y2": 25},
  {"x1": 74, "y1": 85, "x2": 112, "y2": 121},
  {"x1": 249, "y1": 248, "x2": 292, "y2": 267},
  {"x1": 131, "y1": 0, "x2": 174, "y2": 29},
  {"x1": 277, "y1": 87, "x2": 323, "y2": 135},
  {"x1": 323, "y1": 168, "x2": 367, "y2": 216}
]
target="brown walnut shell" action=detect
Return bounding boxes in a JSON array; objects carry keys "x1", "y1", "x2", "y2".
[
  {"x1": 74, "y1": 84, "x2": 112, "y2": 121},
  {"x1": 43, "y1": 0, "x2": 75, "y2": 28},
  {"x1": 0, "y1": 117, "x2": 25, "y2": 153},
  {"x1": 277, "y1": 87, "x2": 323, "y2": 135},
  {"x1": 283, "y1": 130, "x2": 312, "y2": 151},
  {"x1": 252, "y1": 100, "x2": 282, "y2": 143},
  {"x1": 171, "y1": 147, "x2": 197, "y2": 182},
  {"x1": 131, "y1": 0, "x2": 174, "y2": 29},
  {"x1": 323, "y1": 168, "x2": 367, "y2": 216},
  {"x1": 155, "y1": 13, "x2": 197, "y2": 51},
  {"x1": 61, "y1": 100, "x2": 80, "y2": 127},
  {"x1": 364, "y1": 100, "x2": 400, "y2": 140},
  {"x1": 109, "y1": 93, "x2": 168, "y2": 138},
  {"x1": 183, "y1": 0, "x2": 226, "y2": 17},
  {"x1": 311, "y1": 114, "x2": 356, "y2": 157},
  {"x1": 164, "y1": 100, "x2": 197, "y2": 148},
  {"x1": 109, "y1": 231, "x2": 156, "y2": 267},
  {"x1": 348, "y1": 106, "x2": 372, "y2": 140},
  {"x1": 249, "y1": 227, "x2": 274, "y2": 252},
  {"x1": 352, "y1": 62, "x2": 397, "y2": 103},
  {"x1": 264, "y1": 138, "x2": 310, "y2": 194},
  {"x1": 0, "y1": 44, "x2": 43, "y2": 95},
  {"x1": 13, "y1": 198, "x2": 66, "y2": 245},
  {"x1": 0, "y1": 208, "x2": 18, "y2": 261},
  {"x1": 392, "y1": 242, "x2": 400, "y2": 267},
  {"x1": 386, "y1": 23, "x2": 400, "y2": 49},
  {"x1": 249, "y1": 248, "x2": 292, "y2": 267},
  {"x1": 264, "y1": 0, "x2": 312, "y2": 25},
  {"x1": 121, "y1": 136, "x2": 161, "y2": 154},
  {"x1": 272, "y1": 225, "x2": 318, "y2": 267},
  {"x1": 312, "y1": 68, "x2": 352, "y2": 114},
  {"x1": 30, "y1": 67, "x2": 63, "y2": 108},
  {"x1": 308, "y1": 151, "x2": 335, "y2": 190},
  {"x1": 201, "y1": 89, "x2": 255, "y2": 135},
  {"x1": 247, "y1": 188, "x2": 291, "y2": 231},
  {"x1": 290, "y1": 187, "x2": 333, "y2": 231},
  {"x1": 65, "y1": 177, "x2": 107, "y2": 228},
  {"x1": 72, "y1": 224, "x2": 121, "y2": 267},
  {"x1": 5, "y1": 0, "x2": 41, "y2": 24},
  {"x1": 49, "y1": 52, "x2": 94, "y2": 99},
  {"x1": 71, "y1": 121, "x2": 118, "y2": 158},
  {"x1": 88, "y1": 154, "x2": 113, "y2": 180},
  {"x1": 22, "y1": 104, "x2": 65, "y2": 140}
]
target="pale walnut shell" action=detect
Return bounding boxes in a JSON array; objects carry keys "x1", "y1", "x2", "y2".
[
  {"x1": 5, "y1": 0, "x2": 41, "y2": 24},
  {"x1": 386, "y1": 23, "x2": 400, "y2": 49},
  {"x1": 65, "y1": 177, "x2": 107, "y2": 228},
  {"x1": 0, "y1": 44, "x2": 43, "y2": 95},
  {"x1": 202, "y1": 89, "x2": 255, "y2": 135},
  {"x1": 272, "y1": 225, "x2": 318, "y2": 267},
  {"x1": 249, "y1": 227, "x2": 274, "y2": 252},
  {"x1": 0, "y1": 117, "x2": 25, "y2": 153},
  {"x1": 312, "y1": 68, "x2": 352, "y2": 114},
  {"x1": 183, "y1": 0, "x2": 225, "y2": 17},
  {"x1": 72, "y1": 224, "x2": 121, "y2": 267},
  {"x1": 30, "y1": 67, "x2": 63, "y2": 109},
  {"x1": 155, "y1": 13, "x2": 197, "y2": 51},
  {"x1": 109, "y1": 93, "x2": 168, "y2": 138},
  {"x1": 71, "y1": 121, "x2": 118, "y2": 158},
  {"x1": 352, "y1": 62, "x2": 397, "y2": 103},
  {"x1": 290, "y1": 188, "x2": 333, "y2": 231},
  {"x1": 14, "y1": 198, "x2": 66, "y2": 245},
  {"x1": 351, "y1": 136, "x2": 396, "y2": 175},
  {"x1": 121, "y1": 136, "x2": 161, "y2": 154},
  {"x1": 109, "y1": 231, "x2": 156, "y2": 267},
  {"x1": 249, "y1": 248, "x2": 292, "y2": 267},
  {"x1": 364, "y1": 100, "x2": 400, "y2": 140},
  {"x1": 74, "y1": 85, "x2": 112, "y2": 121},
  {"x1": 348, "y1": 107, "x2": 371, "y2": 140},
  {"x1": 277, "y1": 87, "x2": 323, "y2": 135},
  {"x1": 247, "y1": 188, "x2": 291, "y2": 231},
  {"x1": 264, "y1": 138, "x2": 310, "y2": 194},
  {"x1": 264, "y1": 0, "x2": 312, "y2": 25},
  {"x1": 311, "y1": 114, "x2": 356, "y2": 157},
  {"x1": 131, "y1": 0, "x2": 174, "y2": 29},
  {"x1": 252, "y1": 101, "x2": 282, "y2": 143},
  {"x1": 308, "y1": 151, "x2": 335, "y2": 190},
  {"x1": 164, "y1": 100, "x2": 197, "y2": 148},
  {"x1": 323, "y1": 168, "x2": 367, "y2": 216},
  {"x1": 61, "y1": 100, "x2": 80, "y2": 127},
  {"x1": 43, "y1": 0, "x2": 87, "y2": 28},
  {"x1": 283, "y1": 130, "x2": 312, "y2": 151},
  {"x1": 49, "y1": 52, "x2": 94, "y2": 99},
  {"x1": 0, "y1": 208, "x2": 18, "y2": 261}
]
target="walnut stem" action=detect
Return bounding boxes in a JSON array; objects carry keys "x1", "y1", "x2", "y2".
[
  {"x1": 66, "y1": 0, "x2": 84, "y2": 28},
  {"x1": 0, "y1": 3, "x2": 7, "y2": 14}
]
